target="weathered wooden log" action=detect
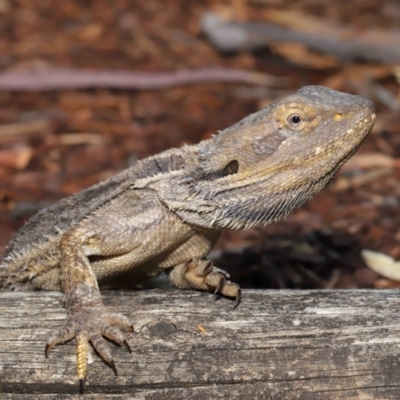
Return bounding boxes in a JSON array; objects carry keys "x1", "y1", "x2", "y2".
[{"x1": 1, "y1": 289, "x2": 400, "y2": 398}]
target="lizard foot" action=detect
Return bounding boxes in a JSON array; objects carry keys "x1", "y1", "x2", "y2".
[
  {"x1": 169, "y1": 259, "x2": 241, "y2": 308},
  {"x1": 45, "y1": 303, "x2": 133, "y2": 393}
]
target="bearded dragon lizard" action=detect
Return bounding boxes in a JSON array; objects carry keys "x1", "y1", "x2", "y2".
[{"x1": 0, "y1": 86, "x2": 376, "y2": 392}]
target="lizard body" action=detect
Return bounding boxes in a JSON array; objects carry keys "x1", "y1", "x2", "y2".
[{"x1": 0, "y1": 86, "x2": 376, "y2": 390}]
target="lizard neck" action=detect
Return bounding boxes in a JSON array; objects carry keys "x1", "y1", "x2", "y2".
[{"x1": 157, "y1": 159, "x2": 341, "y2": 231}]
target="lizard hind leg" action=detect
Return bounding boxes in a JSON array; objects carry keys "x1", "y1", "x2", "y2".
[{"x1": 168, "y1": 259, "x2": 241, "y2": 307}]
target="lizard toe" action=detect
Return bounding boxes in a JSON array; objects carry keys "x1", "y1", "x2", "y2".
[
  {"x1": 88, "y1": 331, "x2": 115, "y2": 369},
  {"x1": 105, "y1": 311, "x2": 134, "y2": 332},
  {"x1": 45, "y1": 321, "x2": 77, "y2": 357},
  {"x1": 101, "y1": 324, "x2": 130, "y2": 350}
]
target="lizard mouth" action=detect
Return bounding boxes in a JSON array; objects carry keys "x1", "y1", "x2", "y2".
[{"x1": 183, "y1": 105, "x2": 376, "y2": 206}]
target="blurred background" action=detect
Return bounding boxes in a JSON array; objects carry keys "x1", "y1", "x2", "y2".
[{"x1": 0, "y1": 0, "x2": 399, "y2": 291}]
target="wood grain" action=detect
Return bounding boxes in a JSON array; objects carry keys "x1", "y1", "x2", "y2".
[{"x1": 1, "y1": 289, "x2": 400, "y2": 398}]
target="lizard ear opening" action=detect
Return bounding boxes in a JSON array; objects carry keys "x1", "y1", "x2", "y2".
[{"x1": 222, "y1": 160, "x2": 239, "y2": 176}]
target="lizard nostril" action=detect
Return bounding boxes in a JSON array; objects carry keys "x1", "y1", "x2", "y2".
[{"x1": 334, "y1": 113, "x2": 342, "y2": 121}]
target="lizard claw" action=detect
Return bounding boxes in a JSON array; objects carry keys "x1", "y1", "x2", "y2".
[
  {"x1": 79, "y1": 379, "x2": 84, "y2": 395},
  {"x1": 44, "y1": 343, "x2": 51, "y2": 359},
  {"x1": 109, "y1": 360, "x2": 118, "y2": 376},
  {"x1": 123, "y1": 339, "x2": 132, "y2": 354},
  {"x1": 45, "y1": 304, "x2": 133, "y2": 388},
  {"x1": 233, "y1": 288, "x2": 241, "y2": 309},
  {"x1": 213, "y1": 275, "x2": 225, "y2": 296}
]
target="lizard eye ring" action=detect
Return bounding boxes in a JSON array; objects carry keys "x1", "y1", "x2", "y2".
[{"x1": 288, "y1": 114, "x2": 302, "y2": 126}]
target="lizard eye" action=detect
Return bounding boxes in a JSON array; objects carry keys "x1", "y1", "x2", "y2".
[{"x1": 288, "y1": 114, "x2": 302, "y2": 126}]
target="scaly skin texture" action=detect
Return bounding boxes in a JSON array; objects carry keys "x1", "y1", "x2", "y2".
[{"x1": 0, "y1": 86, "x2": 376, "y2": 390}]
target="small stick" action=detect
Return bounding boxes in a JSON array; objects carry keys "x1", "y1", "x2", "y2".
[{"x1": 0, "y1": 68, "x2": 288, "y2": 91}]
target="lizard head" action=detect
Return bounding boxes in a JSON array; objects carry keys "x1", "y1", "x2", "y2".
[
  {"x1": 158, "y1": 86, "x2": 376, "y2": 230},
  {"x1": 211, "y1": 85, "x2": 376, "y2": 178}
]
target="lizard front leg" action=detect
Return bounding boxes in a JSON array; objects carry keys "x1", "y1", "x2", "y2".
[
  {"x1": 169, "y1": 259, "x2": 241, "y2": 307},
  {"x1": 45, "y1": 224, "x2": 135, "y2": 392}
]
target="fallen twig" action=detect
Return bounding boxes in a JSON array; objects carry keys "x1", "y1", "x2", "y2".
[
  {"x1": 201, "y1": 12, "x2": 400, "y2": 64},
  {"x1": 0, "y1": 68, "x2": 288, "y2": 91},
  {"x1": 0, "y1": 119, "x2": 53, "y2": 142}
]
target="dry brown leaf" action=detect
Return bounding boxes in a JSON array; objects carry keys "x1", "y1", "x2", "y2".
[
  {"x1": 331, "y1": 168, "x2": 392, "y2": 192},
  {"x1": 0, "y1": 147, "x2": 33, "y2": 169},
  {"x1": 341, "y1": 153, "x2": 398, "y2": 171},
  {"x1": 0, "y1": 119, "x2": 52, "y2": 143},
  {"x1": 393, "y1": 66, "x2": 400, "y2": 85},
  {"x1": 374, "y1": 279, "x2": 400, "y2": 289},
  {"x1": 76, "y1": 23, "x2": 104, "y2": 41},
  {"x1": 269, "y1": 43, "x2": 338, "y2": 69},
  {"x1": 265, "y1": 9, "x2": 334, "y2": 35},
  {"x1": 58, "y1": 133, "x2": 105, "y2": 146},
  {"x1": 233, "y1": 0, "x2": 249, "y2": 22},
  {"x1": 322, "y1": 65, "x2": 393, "y2": 90}
]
